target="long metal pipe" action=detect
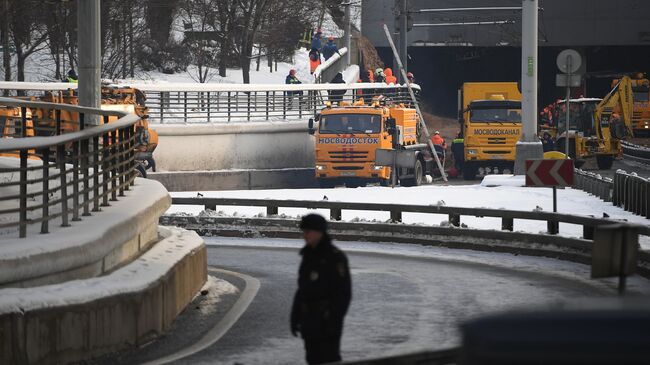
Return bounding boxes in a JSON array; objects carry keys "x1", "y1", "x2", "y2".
[
  {"x1": 418, "y1": 7, "x2": 523, "y2": 13},
  {"x1": 77, "y1": 0, "x2": 101, "y2": 125},
  {"x1": 520, "y1": 0, "x2": 538, "y2": 143},
  {"x1": 344, "y1": 2, "x2": 352, "y2": 66},
  {"x1": 413, "y1": 20, "x2": 514, "y2": 27},
  {"x1": 398, "y1": 0, "x2": 408, "y2": 82}
]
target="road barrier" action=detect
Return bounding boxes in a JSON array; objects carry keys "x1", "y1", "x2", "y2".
[
  {"x1": 0, "y1": 81, "x2": 420, "y2": 124},
  {"x1": 163, "y1": 197, "x2": 650, "y2": 280},
  {"x1": 170, "y1": 196, "x2": 649, "y2": 239},
  {"x1": 573, "y1": 168, "x2": 649, "y2": 219},
  {"x1": 613, "y1": 170, "x2": 650, "y2": 218},
  {"x1": 574, "y1": 169, "x2": 613, "y2": 202},
  {"x1": 622, "y1": 141, "x2": 650, "y2": 163},
  {"x1": 0, "y1": 97, "x2": 140, "y2": 238}
]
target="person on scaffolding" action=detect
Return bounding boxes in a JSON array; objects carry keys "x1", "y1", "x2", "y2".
[{"x1": 309, "y1": 28, "x2": 323, "y2": 74}]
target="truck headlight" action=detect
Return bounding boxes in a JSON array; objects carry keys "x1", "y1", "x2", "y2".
[
  {"x1": 372, "y1": 165, "x2": 384, "y2": 170},
  {"x1": 467, "y1": 149, "x2": 478, "y2": 155},
  {"x1": 316, "y1": 165, "x2": 326, "y2": 171}
]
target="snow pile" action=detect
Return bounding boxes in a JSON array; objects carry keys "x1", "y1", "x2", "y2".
[
  {"x1": 480, "y1": 175, "x2": 525, "y2": 187},
  {"x1": 168, "y1": 184, "x2": 650, "y2": 249}
]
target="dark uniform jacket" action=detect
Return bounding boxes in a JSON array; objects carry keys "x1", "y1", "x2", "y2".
[{"x1": 291, "y1": 236, "x2": 352, "y2": 340}]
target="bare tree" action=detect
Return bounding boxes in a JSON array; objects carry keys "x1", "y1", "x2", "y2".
[
  {"x1": 10, "y1": 0, "x2": 48, "y2": 85},
  {"x1": 179, "y1": 0, "x2": 219, "y2": 83}
]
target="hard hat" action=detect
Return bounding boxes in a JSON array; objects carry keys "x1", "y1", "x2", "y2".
[
  {"x1": 406, "y1": 72, "x2": 414, "y2": 78},
  {"x1": 375, "y1": 68, "x2": 384, "y2": 75},
  {"x1": 434, "y1": 131, "x2": 440, "y2": 135}
]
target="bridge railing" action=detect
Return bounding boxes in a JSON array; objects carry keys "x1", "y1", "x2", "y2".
[
  {"x1": 0, "y1": 82, "x2": 420, "y2": 124},
  {"x1": 0, "y1": 97, "x2": 140, "y2": 238},
  {"x1": 169, "y1": 196, "x2": 650, "y2": 241}
]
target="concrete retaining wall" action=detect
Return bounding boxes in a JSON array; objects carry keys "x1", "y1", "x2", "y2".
[
  {"x1": 151, "y1": 121, "x2": 315, "y2": 172},
  {"x1": 149, "y1": 168, "x2": 317, "y2": 191},
  {"x1": 0, "y1": 179, "x2": 171, "y2": 288},
  {"x1": 0, "y1": 227, "x2": 207, "y2": 365}
]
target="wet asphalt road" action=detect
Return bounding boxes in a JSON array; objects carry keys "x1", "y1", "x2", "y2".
[{"x1": 170, "y1": 242, "x2": 612, "y2": 365}]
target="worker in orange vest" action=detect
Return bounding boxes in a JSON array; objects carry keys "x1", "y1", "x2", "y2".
[
  {"x1": 384, "y1": 68, "x2": 397, "y2": 84},
  {"x1": 431, "y1": 131, "x2": 447, "y2": 149}
]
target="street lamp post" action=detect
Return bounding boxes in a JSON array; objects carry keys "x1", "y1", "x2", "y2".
[{"x1": 514, "y1": 0, "x2": 544, "y2": 174}]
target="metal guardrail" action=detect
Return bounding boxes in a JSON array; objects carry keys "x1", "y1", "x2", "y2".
[
  {"x1": 0, "y1": 97, "x2": 140, "y2": 238},
  {"x1": 573, "y1": 168, "x2": 649, "y2": 219},
  {"x1": 169, "y1": 197, "x2": 650, "y2": 240},
  {"x1": 622, "y1": 141, "x2": 650, "y2": 163},
  {"x1": 574, "y1": 169, "x2": 613, "y2": 202},
  {"x1": 0, "y1": 82, "x2": 420, "y2": 124},
  {"x1": 613, "y1": 170, "x2": 650, "y2": 218}
]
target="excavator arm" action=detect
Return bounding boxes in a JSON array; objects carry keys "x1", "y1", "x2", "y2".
[{"x1": 595, "y1": 76, "x2": 634, "y2": 139}]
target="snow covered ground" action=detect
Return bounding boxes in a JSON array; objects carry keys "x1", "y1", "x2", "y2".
[{"x1": 168, "y1": 181, "x2": 650, "y2": 249}]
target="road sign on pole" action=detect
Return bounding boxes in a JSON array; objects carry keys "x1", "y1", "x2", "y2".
[
  {"x1": 526, "y1": 159, "x2": 574, "y2": 223},
  {"x1": 556, "y1": 49, "x2": 583, "y2": 159},
  {"x1": 525, "y1": 159, "x2": 574, "y2": 187}
]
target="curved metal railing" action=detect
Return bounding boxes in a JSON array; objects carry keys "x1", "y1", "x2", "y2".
[{"x1": 0, "y1": 97, "x2": 141, "y2": 238}]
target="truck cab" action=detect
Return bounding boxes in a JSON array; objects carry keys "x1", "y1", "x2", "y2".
[
  {"x1": 309, "y1": 102, "x2": 431, "y2": 187},
  {"x1": 459, "y1": 82, "x2": 522, "y2": 180}
]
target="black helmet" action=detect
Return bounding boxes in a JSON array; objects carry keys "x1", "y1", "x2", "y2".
[{"x1": 299, "y1": 214, "x2": 328, "y2": 233}]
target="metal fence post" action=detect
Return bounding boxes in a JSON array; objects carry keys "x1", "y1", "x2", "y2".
[
  {"x1": 19, "y1": 149, "x2": 28, "y2": 238},
  {"x1": 41, "y1": 148, "x2": 50, "y2": 234},
  {"x1": 330, "y1": 208, "x2": 342, "y2": 221},
  {"x1": 390, "y1": 209, "x2": 402, "y2": 223},
  {"x1": 502, "y1": 217, "x2": 513, "y2": 231},
  {"x1": 57, "y1": 144, "x2": 70, "y2": 227}
]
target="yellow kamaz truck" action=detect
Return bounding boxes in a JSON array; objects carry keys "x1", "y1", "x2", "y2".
[
  {"x1": 308, "y1": 101, "x2": 436, "y2": 188},
  {"x1": 458, "y1": 82, "x2": 522, "y2": 180}
]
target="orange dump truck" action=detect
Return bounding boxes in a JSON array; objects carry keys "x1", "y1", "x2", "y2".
[{"x1": 308, "y1": 101, "x2": 436, "y2": 188}]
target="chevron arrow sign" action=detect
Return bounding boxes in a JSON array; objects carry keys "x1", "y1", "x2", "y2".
[{"x1": 525, "y1": 159, "x2": 574, "y2": 187}]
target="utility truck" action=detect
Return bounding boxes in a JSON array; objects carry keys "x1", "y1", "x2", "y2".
[
  {"x1": 458, "y1": 82, "x2": 522, "y2": 180},
  {"x1": 308, "y1": 100, "x2": 437, "y2": 188}
]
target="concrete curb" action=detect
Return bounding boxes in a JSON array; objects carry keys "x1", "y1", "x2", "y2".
[{"x1": 0, "y1": 227, "x2": 207, "y2": 365}]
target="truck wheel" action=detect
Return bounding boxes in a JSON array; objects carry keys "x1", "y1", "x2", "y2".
[
  {"x1": 596, "y1": 155, "x2": 614, "y2": 170},
  {"x1": 462, "y1": 164, "x2": 477, "y2": 180},
  {"x1": 401, "y1": 159, "x2": 423, "y2": 187}
]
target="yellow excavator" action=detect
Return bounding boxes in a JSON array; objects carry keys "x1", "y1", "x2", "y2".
[
  {"x1": 541, "y1": 76, "x2": 634, "y2": 169},
  {"x1": 612, "y1": 73, "x2": 650, "y2": 135}
]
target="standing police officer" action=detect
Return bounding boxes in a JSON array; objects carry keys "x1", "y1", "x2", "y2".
[{"x1": 291, "y1": 214, "x2": 352, "y2": 364}]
